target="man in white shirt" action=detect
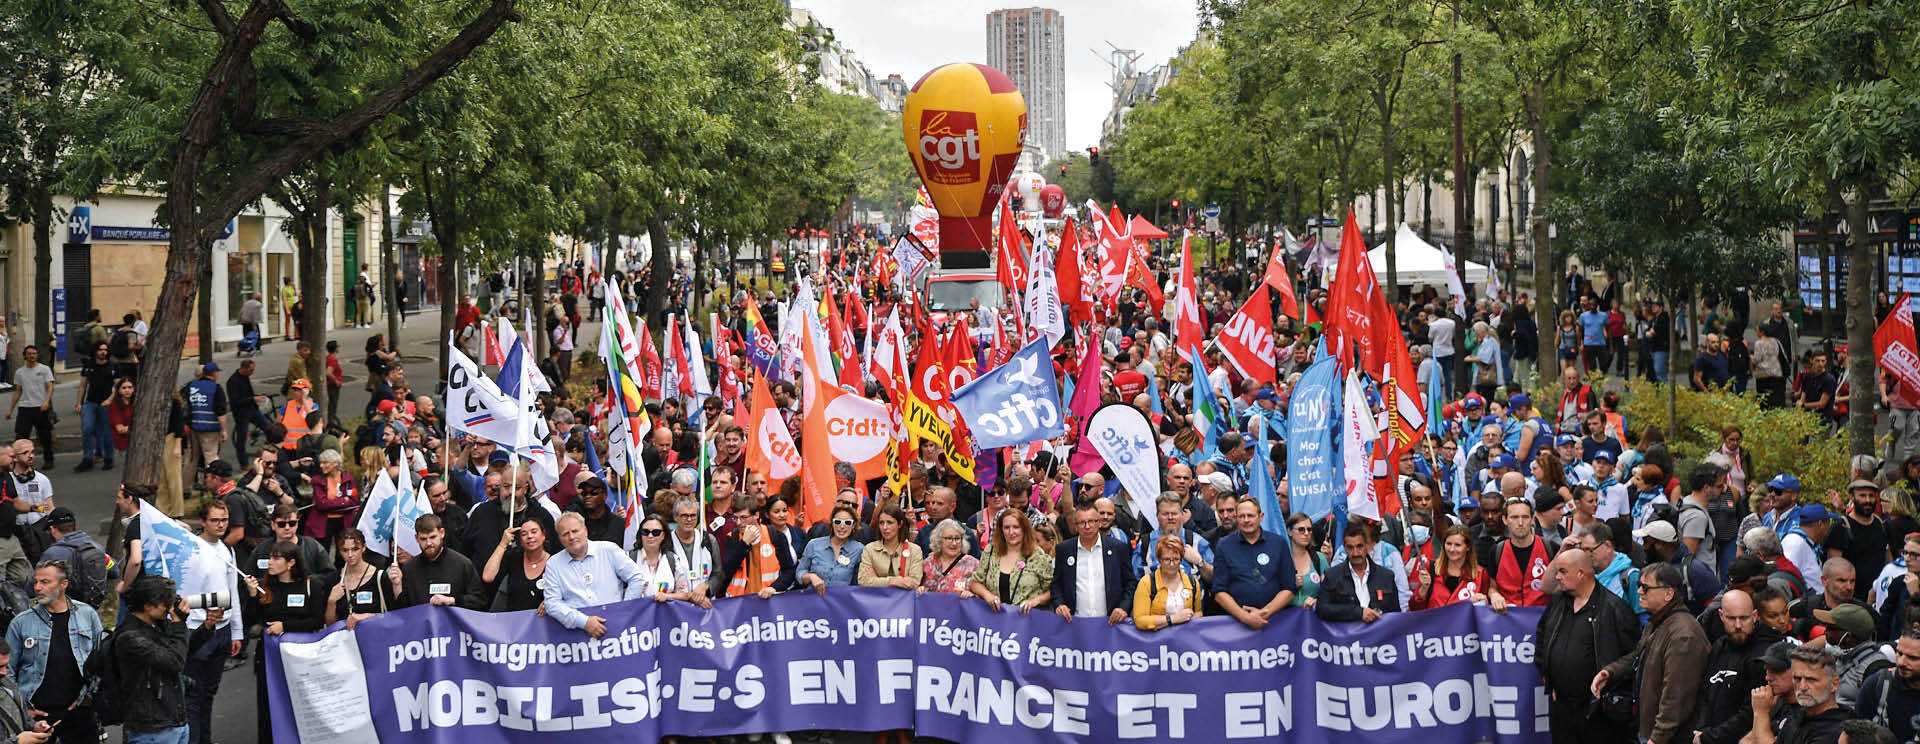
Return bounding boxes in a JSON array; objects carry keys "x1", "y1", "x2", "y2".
[
  {"x1": 1426, "y1": 306, "x2": 1457, "y2": 397},
  {"x1": 7, "y1": 440, "x2": 51, "y2": 526},
  {"x1": 544, "y1": 514, "x2": 647, "y2": 637},
  {"x1": 1587, "y1": 452, "x2": 1630, "y2": 520},
  {"x1": 1783, "y1": 504, "x2": 1836, "y2": 595},
  {"x1": 182, "y1": 500, "x2": 243, "y2": 744},
  {"x1": 1051, "y1": 503, "x2": 1132, "y2": 624}
]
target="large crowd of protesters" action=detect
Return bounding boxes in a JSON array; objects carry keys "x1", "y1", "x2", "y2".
[{"x1": 0, "y1": 240, "x2": 1915, "y2": 744}]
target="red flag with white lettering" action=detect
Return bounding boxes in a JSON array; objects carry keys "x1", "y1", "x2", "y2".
[
  {"x1": 1216, "y1": 288, "x2": 1277, "y2": 388},
  {"x1": 1173, "y1": 233, "x2": 1204, "y2": 358},
  {"x1": 1322, "y1": 211, "x2": 1385, "y2": 372},
  {"x1": 995, "y1": 197, "x2": 1028, "y2": 295},
  {"x1": 1876, "y1": 294, "x2": 1920, "y2": 407}
]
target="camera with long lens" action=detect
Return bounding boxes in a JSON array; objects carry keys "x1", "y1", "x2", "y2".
[{"x1": 184, "y1": 591, "x2": 231, "y2": 610}]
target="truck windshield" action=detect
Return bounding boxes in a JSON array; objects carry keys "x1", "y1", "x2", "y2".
[{"x1": 925, "y1": 280, "x2": 1001, "y2": 311}]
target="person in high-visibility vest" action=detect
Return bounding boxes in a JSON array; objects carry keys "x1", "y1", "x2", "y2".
[
  {"x1": 721, "y1": 499, "x2": 792, "y2": 598},
  {"x1": 278, "y1": 379, "x2": 318, "y2": 451}
]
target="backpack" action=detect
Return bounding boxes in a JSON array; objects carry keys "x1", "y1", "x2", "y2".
[
  {"x1": 107, "y1": 329, "x2": 134, "y2": 360},
  {"x1": 84, "y1": 629, "x2": 127, "y2": 726},
  {"x1": 64, "y1": 536, "x2": 117, "y2": 608}
]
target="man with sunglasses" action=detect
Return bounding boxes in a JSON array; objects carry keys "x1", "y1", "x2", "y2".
[
  {"x1": 567, "y1": 473, "x2": 622, "y2": 545},
  {"x1": 242, "y1": 504, "x2": 328, "y2": 585},
  {"x1": 1592, "y1": 563, "x2": 1709, "y2": 744}
]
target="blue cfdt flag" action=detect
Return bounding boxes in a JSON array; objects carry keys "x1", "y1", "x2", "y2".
[{"x1": 950, "y1": 338, "x2": 1066, "y2": 450}]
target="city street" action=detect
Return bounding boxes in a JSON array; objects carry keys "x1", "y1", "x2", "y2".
[{"x1": 41, "y1": 312, "x2": 451, "y2": 744}]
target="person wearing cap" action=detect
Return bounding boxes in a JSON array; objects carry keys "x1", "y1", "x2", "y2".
[
  {"x1": 1786, "y1": 504, "x2": 1837, "y2": 595},
  {"x1": 276, "y1": 377, "x2": 318, "y2": 454},
  {"x1": 1698, "y1": 638, "x2": 1799, "y2": 744},
  {"x1": 1742, "y1": 473, "x2": 1802, "y2": 540},
  {"x1": 566, "y1": 472, "x2": 622, "y2": 545},
  {"x1": 1833, "y1": 480, "x2": 1892, "y2": 591},
  {"x1": 178, "y1": 361, "x2": 229, "y2": 470},
  {"x1": 1636, "y1": 519, "x2": 1720, "y2": 615},
  {"x1": 1693, "y1": 589, "x2": 1787, "y2": 744},
  {"x1": 1586, "y1": 451, "x2": 1631, "y2": 520},
  {"x1": 1205, "y1": 432, "x2": 1254, "y2": 495},
  {"x1": 1812, "y1": 602, "x2": 1893, "y2": 707},
  {"x1": 1853, "y1": 626, "x2": 1920, "y2": 743},
  {"x1": 1479, "y1": 452, "x2": 1520, "y2": 500},
  {"x1": 1593, "y1": 562, "x2": 1710, "y2": 744},
  {"x1": 1552, "y1": 433, "x2": 1595, "y2": 485},
  {"x1": 1506, "y1": 393, "x2": 1552, "y2": 468},
  {"x1": 33, "y1": 508, "x2": 114, "y2": 608},
  {"x1": 1110, "y1": 351, "x2": 1147, "y2": 402}
]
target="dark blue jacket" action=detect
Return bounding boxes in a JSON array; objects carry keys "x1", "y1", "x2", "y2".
[{"x1": 1050, "y1": 536, "x2": 1135, "y2": 617}]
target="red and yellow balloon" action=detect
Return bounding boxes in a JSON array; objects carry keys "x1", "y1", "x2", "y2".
[{"x1": 903, "y1": 63, "x2": 1027, "y2": 268}]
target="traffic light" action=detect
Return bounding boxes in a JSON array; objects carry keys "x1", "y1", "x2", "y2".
[
  {"x1": 1087, "y1": 146, "x2": 1100, "y2": 165},
  {"x1": 1059, "y1": 164, "x2": 1068, "y2": 177},
  {"x1": 1171, "y1": 199, "x2": 1181, "y2": 209}
]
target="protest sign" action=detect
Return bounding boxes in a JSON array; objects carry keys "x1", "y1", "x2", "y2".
[
  {"x1": 1286, "y1": 355, "x2": 1341, "y2": 520},
  {"x1": 1084, "y1": 403, "x2": 1162, "y2": 530},
  {"x1": 268, "y1": 590, "x2": 1548, "y2": 743}
]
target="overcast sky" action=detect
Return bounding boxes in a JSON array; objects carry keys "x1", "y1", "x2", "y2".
[{"x1": 798, "y1": 1, "x2": 1202, "y2": 151}]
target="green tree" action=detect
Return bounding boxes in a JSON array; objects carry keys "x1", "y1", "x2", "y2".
[
  {"x1": 70, "y1": 0, "x2": 523, "y2": 489},
  {"x1": 1670, "y1": 0, "x2": 1920, "y2": 456},
  {"x1": 0, "y1": 1, "x2": 131, "y2": 350}
]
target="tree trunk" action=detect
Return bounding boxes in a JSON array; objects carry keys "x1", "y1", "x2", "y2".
[
  {"x1": 645, "y1": 215, "x2": 671, "y2": 323},
  {"x1": 530, "y1": 248, "x2": 548, "y2": 361},
  {"x1": 121, "y1": 0, "x2": 522, "y2": 491},
  {"x1": 30, "y1": 187, "x2": 52, "y2": 357},
  {"x1": 383, "y1": 185, "x2": 401, "y2": 346},
  {"x1": 1843, "y1": 186, "x2": 1879, "y2": 457},
  {"x1": 434, "y1": 228, "x2": 459, "y2": 381},
  {"x1": 197, "y1": 242, "x2": 215, "y2": 364},
  {"x1": 1526, "y1": 81, "x2": 1555, "y2": 380},
  {"x1": 1378, "y1": 92, "x2": 1399, "y2": 298},
  {"x1": 298, "y1": 186, "x2": 332, "y2": 419}
]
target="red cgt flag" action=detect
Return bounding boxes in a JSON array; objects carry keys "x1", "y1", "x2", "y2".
[
  {"x1": 1322, "y1": 211, "x2": 1386, "y2": 372},
  {"x1": 1173, "y1": 233, "x2": 1204, "y2": 357},
  {"x1": 1876, "y1": 294, "x2": 1920, "y2": 408}
]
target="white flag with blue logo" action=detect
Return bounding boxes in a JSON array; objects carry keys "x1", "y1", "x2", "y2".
[
  {"x1": 391, "y1": 462, "x2": 430, "y2": 556},
  {"x1": 950, "y1": 338, "x2": 1066, "y2": 450},
  {"x1": 138, "y1": 500, "x2": 220, "y2": 581},
  {"x1": 357, "y1": 467, "x2": 400, "y2": 557}
]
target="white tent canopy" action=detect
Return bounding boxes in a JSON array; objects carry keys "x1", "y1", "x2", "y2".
[{"x1": 1368, "y1": 223, "x2": 1492, "y2": 286}]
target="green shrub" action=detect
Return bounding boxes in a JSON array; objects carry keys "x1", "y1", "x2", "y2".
[{"x1": 1533, "y1": 376, "x2": 1850, "y2": 493}]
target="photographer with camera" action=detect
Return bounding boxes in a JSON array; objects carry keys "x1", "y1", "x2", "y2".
[{"x1": 103, "y1": 574, "x2": 213, "y2": 744}]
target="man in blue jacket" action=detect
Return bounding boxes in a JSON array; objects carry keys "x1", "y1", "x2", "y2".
[
  {"x1": 7, "y1": 561, "x2": 103, "y2": 742},
  {"x1": 1052, "y1": 503, "x2": 1135, "y2": 624}
]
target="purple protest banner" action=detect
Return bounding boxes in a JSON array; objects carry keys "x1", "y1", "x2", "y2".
[{"x1": 268, "y1": 589, "x2": 1548, "y2": 743}]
